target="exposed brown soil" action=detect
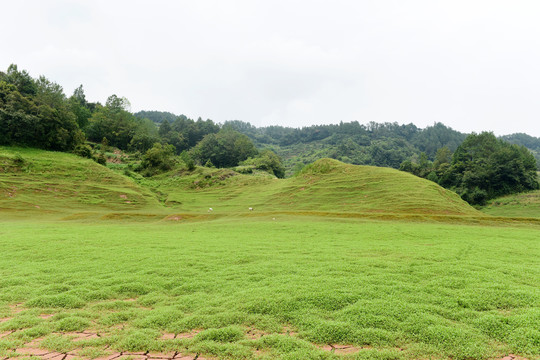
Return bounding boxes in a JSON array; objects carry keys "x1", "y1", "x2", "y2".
[
  {"x1": 246, "y1": 328, "x2": 267, "y2": 340},
  {"x1": 1, "y1": 326, "x2": 532, "y2": 360},
  {"x1": 500, "y1": 355, "x2": 530, "y2": 360},
  {"x1": 2, "y1": 332, "x2": 208, "y2": 360},
  {"x1": 159, "y1": 333, "x2": 176, "y2": 340}
]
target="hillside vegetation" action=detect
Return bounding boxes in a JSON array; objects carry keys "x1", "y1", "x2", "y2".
[{"x1": 1, "y1": 148, "x2": 482, "y2": 220}]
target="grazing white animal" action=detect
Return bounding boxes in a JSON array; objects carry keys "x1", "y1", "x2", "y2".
[
  {"x1": 249, "y1": 207, "x2": 253, "y2": 211},
  {"x1": 208, "y1": 207, "x2": 213, "y2": 212}
]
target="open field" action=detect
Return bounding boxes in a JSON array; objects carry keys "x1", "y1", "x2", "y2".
[
  {"x1": 0, "y1": 219, "x2": 539, "y2": 360},
  {"x1": 1, "y1": 147, "x2": 539, "y2": 359}
]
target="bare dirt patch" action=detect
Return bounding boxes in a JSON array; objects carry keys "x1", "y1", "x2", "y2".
[
  {"x1": 500, "y1": 355, "x2": 530, "y2": 360},
  {"x1": 246, "y1": 328, "x2": 267, "y2": 340},
  {"x1": 146, "y1": 351, "x2": 176, "y2": 359},
  {"x1": 64, "y1": 331, "x2": 101, "y2": 341},
  {"x1": 159, "y1": 333, "x2": 176, "y2": 340},
  {"x1": 8, "y1": 336, "x2": 206, "y2": 360},
  {"x1": 15, "y1": 347, "x2": 51, "y2": 356},
  {"x1": 41, "y1": 352, "x2": 65, "y2": 359}
]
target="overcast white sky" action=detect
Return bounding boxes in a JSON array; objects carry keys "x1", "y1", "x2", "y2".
[{"x1": 2, "y1": 0, "x2": 540, "y2": 136}]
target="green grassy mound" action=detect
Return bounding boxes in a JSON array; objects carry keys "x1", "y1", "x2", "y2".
[
  {"x1": 481, "y1": 190, "x2": 540, "y2": 218},
  {"x1": 156, "y1": 158, "x2": 481, "y2": 217},
  {"x1": 0, "y1": 147, "x2": 161, "y2": 219}
]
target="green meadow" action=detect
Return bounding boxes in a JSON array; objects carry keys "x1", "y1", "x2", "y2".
[{"x1": 1, "y1": 147, "x2": 539, "y2": 360}]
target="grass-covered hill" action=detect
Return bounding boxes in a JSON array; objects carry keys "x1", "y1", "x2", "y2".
[
  {"x1": 0, "y1": 147, "x2": 162, "y2": 220},
  {"x1": 155, "y1": 158, "x2": 481, "y2": 217},
  {"x1": 1, "y1": 147, "x2": 482, "y2": 220}
]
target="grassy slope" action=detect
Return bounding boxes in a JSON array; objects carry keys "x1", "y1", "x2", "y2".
[
  {"x1": 0, "y1": 219, "x2": 539, "y2": 360},
  {"x1": 0, "y1": 147, "x2": 163, "y2": 220},
  {"x1": 481, "y1": 190, "x2": 540, "y2": 218}
]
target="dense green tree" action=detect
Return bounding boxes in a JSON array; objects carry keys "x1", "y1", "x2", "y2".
[
  {"x1": 68, "y1": 85, "x2": 92, "y2": 129},
  {"x1": 171, "y1": 115, "x2": 219, "y2": 147},
  {"x1": 86, "y1": 105, "x2": 136, "y2": 149},
  {"x1": 433, "y1": 146, "x2": 452, "y2": 168},
  {"x1": 191, "y1": 129, "x2": 258, "y2": 168},
  {"x1": 0, "y1": 67, "x2": 84, "y2": 151},
  {"x1": 86, "y1": 95, "x2": 153, "y2": 150},
  {"x1": 0, "y1": 81, "x2": 41, "y2": 145},
  {"x1": 158, "y1": 119, "x2": 172, "y2": 137},
  {"x1": 441, "y1": 132, "x2": 538, "y2": 204}
]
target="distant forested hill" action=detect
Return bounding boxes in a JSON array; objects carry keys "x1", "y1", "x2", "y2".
[{"x1": 222, "y1": 120, "x2": 468, "y2": 175}]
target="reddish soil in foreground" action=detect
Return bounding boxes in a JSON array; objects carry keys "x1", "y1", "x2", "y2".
[
  {"x1": 0, "y1": 313, "x2": 530, "y2": 360},
  {"x1": 0, "y1": 331, "x2": 207, "y2": 360}
]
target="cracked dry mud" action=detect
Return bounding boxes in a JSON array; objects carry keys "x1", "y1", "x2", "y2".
[{"x1": 0, "y1": 330, "x2": 207, "y2": 360}]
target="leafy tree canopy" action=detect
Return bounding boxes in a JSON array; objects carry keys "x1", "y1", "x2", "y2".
[
  {"x1": 0, "y1": 65, "x2": 84, "y2": 151},
  {"x1": 401, "y1": 132, "x2": 539, "y2": 205},
  {"x1": 191, "y1": 129, "x2": 258, "y2": 168}
]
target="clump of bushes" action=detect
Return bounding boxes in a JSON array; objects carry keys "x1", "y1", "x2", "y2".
[
  {"x1": 240, "y1": 149, "x2": 285, "y2": 178},
  {"x1": 136, "y1": 143, "x2": 176, "y2": 177}
]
